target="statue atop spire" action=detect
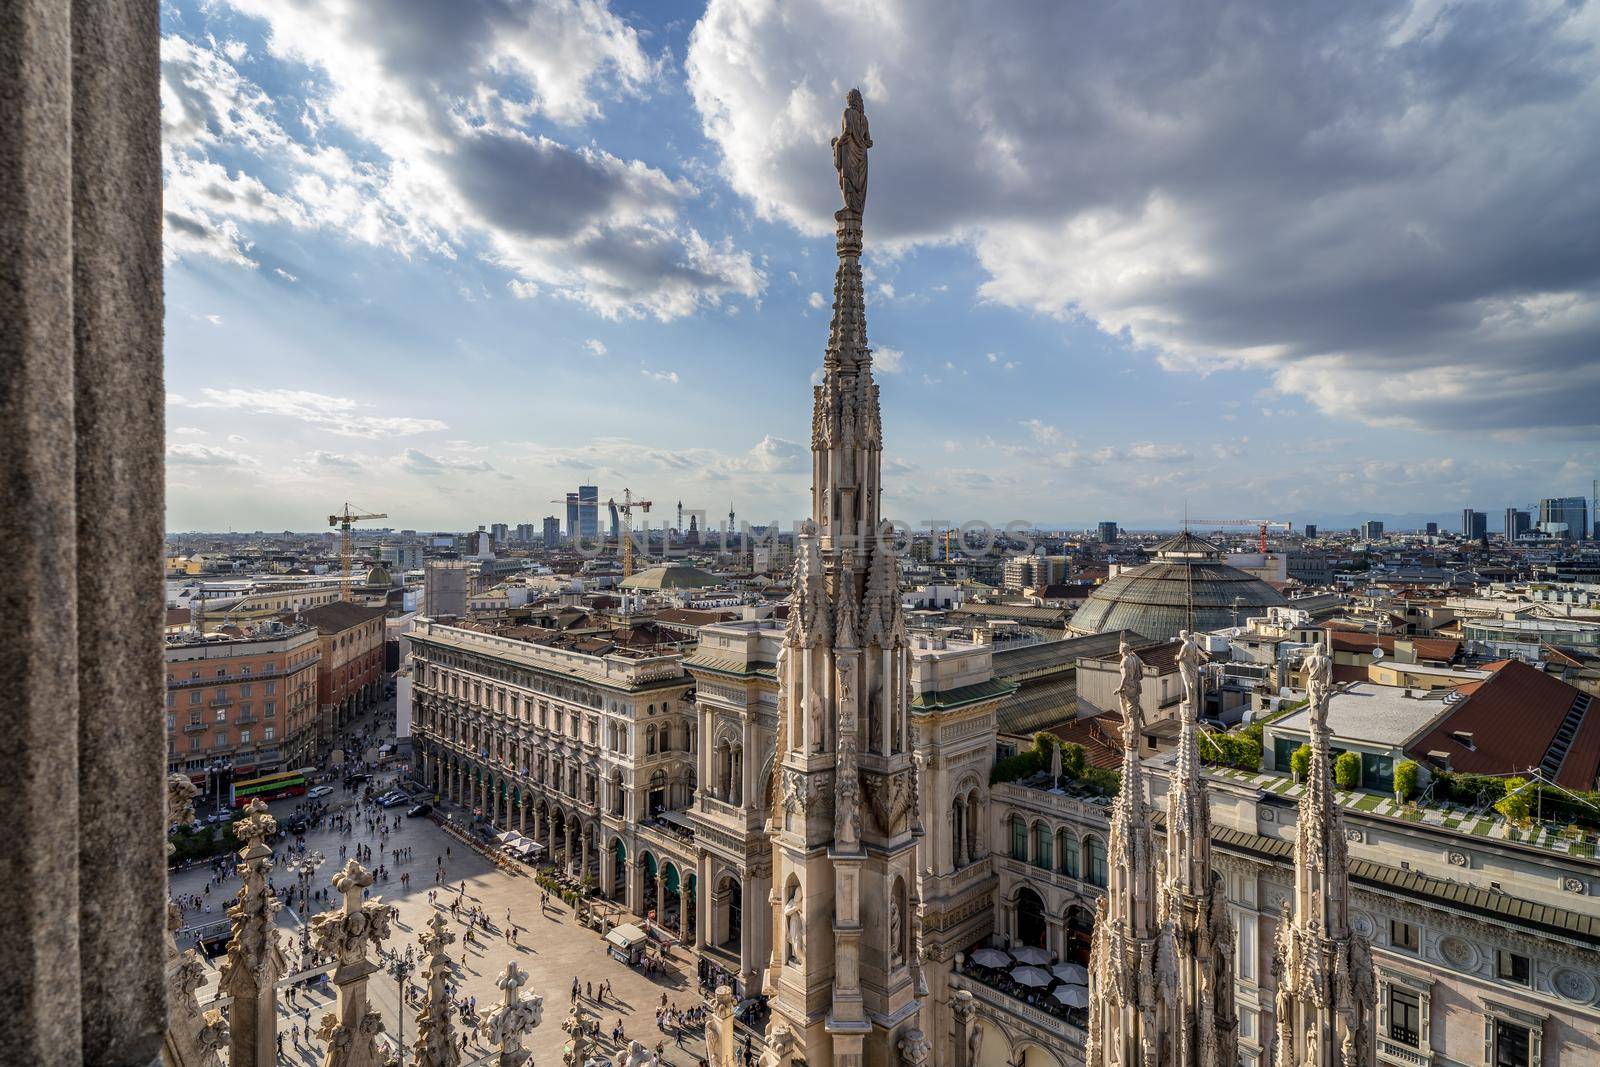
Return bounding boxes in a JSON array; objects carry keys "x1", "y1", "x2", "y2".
[
  {"x1": 766, "y1": 87, "x2": 919, "y2": 1067},
  {"x1": 832, "y1": 89, "x2": 872, "y2": 216},
  {"x1": 1159, "y1": 631, "x2": 1239, "y2": 1067},
  {"x1": 1272, "y1": 641, "x2": 1375, "y2": 1067}
]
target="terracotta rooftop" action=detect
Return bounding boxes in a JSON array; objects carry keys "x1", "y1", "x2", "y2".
[
  {"x1": 290, "y1": 601, "x2": 385, "y2": 633},
  {"x1": 1407, "y1": 660, "x2": 1600, "y2": 790}
]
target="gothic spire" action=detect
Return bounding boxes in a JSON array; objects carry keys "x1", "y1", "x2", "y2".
[
  {"x1": 1272, "y1": 641, "x2": 1376, "y2": 1067},
  {"x1": 1086, "y1": 640, "x2": 1177, "y2": 1067},
  {"x1": 1159, "y1": 632, "x2": 1239, "y2": 1067}
]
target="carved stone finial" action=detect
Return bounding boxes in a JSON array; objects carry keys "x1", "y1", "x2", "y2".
[
  {"x1": 480, "y1": 959, "x2": 543, "y2": 1067},
  {"x1": 413, "y1": 912, "x2": 461, "y2": 1067}
]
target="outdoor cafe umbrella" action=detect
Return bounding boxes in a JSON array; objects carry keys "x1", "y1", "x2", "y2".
[
  {"x1": 970, "y1": 948, "x2": 1011, "y2": 968},
  {"x1": 1052, "y1": 963, "x2": 1090, "y2": 984},
  {"x1": 1051, "y1": 740, "x2": 1063, "y2": 788},
  {"x1": 1012, "y1": 945, "x2": 1051, "y2": 966},
  {"x1": 1012, "y1": 965, "x2": 1052, "y2": 988},
  {"x1": 1053, "y1": 984, "x2": 1091, "y2": 1008}
]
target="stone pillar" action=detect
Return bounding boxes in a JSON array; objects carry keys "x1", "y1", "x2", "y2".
[
  {"x1": 412, "y1": 912, "x2": 458, "y2": 1066},
  {"x1": 707, "y1": 985, "x2": 735, "y2": 1067},
  {"x1": 310, "y1": 859, "x2": 395, "y2": 1067},
  {"x1": 580, "y1": 828, "x2": 591, "y2": 882},
  {"x1": 600, "y1": 842, "x2": 616, "y2": 899},
  {"x1": 655, "y1": 873, "x2": 666, "y2": 927},
  {"x1": 630, "y1": 859, "x2": 646, "y2": 918},
  {"x1": 952, "y1": 990, "x2": 977, "y2": 1067},
  {"x1": 217, "y1": 801, "x2": 283, "y2": 1067},
  {"x1": 479, "y1": 960, "x2": 543, "y2": 1066},
  {"x1": 680, "y1": 878, "x2": 692, "y2": 940},
  {"x1": 1, "y1": 1, "x2": 167, "y2": 1059}
]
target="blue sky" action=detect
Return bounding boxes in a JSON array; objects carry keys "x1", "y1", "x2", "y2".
[{"x1": 162, "y1": 0, "x2": 1600, "y2": 534}]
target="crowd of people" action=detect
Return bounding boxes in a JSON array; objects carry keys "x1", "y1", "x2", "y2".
[{"x1": 168, "y1": 700, "x2": 746, "y2": 1065}]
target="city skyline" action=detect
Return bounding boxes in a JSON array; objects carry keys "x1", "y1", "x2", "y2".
[{"x1": 161, "y1": 0, "x2": 1600, "y2": 531}]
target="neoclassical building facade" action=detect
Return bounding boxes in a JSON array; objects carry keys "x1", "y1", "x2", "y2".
[{"x1": 409, "y1": 621, "x2": 704, "y2": 932}]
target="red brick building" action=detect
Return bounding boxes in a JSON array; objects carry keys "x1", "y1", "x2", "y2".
[{"x1": 291, "y1": 602, "x2": 387, "y2": 749}]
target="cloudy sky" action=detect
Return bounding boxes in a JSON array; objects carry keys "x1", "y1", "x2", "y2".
[{"x1": 162, "y1": 0, "x2": 1600, "y2": 534}]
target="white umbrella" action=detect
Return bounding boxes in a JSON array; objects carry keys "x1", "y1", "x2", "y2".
[
  {"x1": 1012, "y1": 946, "x2": 1052, "y2": 965},
  {"x1": 1012, "y1": 965, "x2": 1052, "y2": 987},
  {"x1": 970, "y1": 948, "x2": 1011, "y2": 968},
  {"x1": 1052, "y1": 963, "x2": 1090, "y2": 984},
  {"x1": 1053, "y1": 984, "x2": 1091, "y2": 1008},
  {"x1": 1050, "y1": 742, "x2": 1063, "y2": 787}
]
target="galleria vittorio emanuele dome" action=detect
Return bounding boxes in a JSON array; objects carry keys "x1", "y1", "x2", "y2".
[{"x1": 1068, "y1": 531, "x2": 1288, "y2": 642}]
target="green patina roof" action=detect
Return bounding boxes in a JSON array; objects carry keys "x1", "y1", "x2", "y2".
[
  {"x1": 1170, "y1": 817, "x2": 1600, "y2": 943},
  {"x1": 911, "y1": 676, "x2": 1018, "y2": 713}
]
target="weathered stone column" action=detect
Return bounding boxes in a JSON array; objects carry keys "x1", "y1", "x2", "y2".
[
  {"x1": 310, "y1": 859, "x2": 395, "y2": 1067},
  {"x1": 478, "y1": 960, "x2": 543, "y2": 1067},
  {"x1": 412, "y1": 912, "x2": 460, "y2": 1067},
  {"x1": 164, "y1": 775, "x2": 227, "y2": 1067},
  {"x1": 951, "y1": 990, "x2": 976, "y2": 1067},
  {"x1": 706, "y1": 985, "x2": 735, "y2": 1067},
  {"x1": 217, "y1": 801, "x2": 284, "y2": 1067},
  {"x1": 1, "y1": 0, "x2": 166, "y2": 1060}
]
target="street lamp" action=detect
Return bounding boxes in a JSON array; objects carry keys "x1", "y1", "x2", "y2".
[
  {"x1": 291, "y1": 850, "x2": 326, "y2": 966},
  {"x1": 386, "y1": 943, "x2": 417, "y2": 1050}
]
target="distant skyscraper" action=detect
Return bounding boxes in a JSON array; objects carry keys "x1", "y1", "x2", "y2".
[
  {"x1": 1461, "y1": 509, "x2": 1487, "y2": 539},
  {"x1": 1425, "y1": 521, "x2": 1439, "y2": 536},
  {"x1": 1303, "y1": 523, "x2": 1317, "y2": 539},
  {"x1": 567, "y1": 485, "x2": 599, "y2": 540},
  {"x1": 1504, "y1": 508, "x2": 1530, "y2": 540},
  {"x1": 1538, "y1": 496, "x2": 1589, "y2": 540},
  {"x1": 1097, "y1": 521, "x2": 1119, "y2": 543},
  {"x1": 542, "y1": 516, "x2": 560, "y2": 548},
  {"x1": 1360, "y1": 520, "x2": 1384, "y2": 540},
  {"x1": 514, "y1": 523, "x2": 535, "y2": 543},
  {"x1": 490, "y1": 522, "x2": 508, "y2": 544}
]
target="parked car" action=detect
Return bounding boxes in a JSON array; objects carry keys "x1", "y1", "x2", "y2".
[
  {"x1": 377, "y1": 793, "x2": 408, "y2": 808},
  {"x1": 306, "y1": 785, "x2": 334, "y2": 799},
  {"x1": 405, "y1": 803, "x2": 432, "y2": 818}
]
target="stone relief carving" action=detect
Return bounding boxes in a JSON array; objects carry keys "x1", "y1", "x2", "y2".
[
  {"x1": 1437, "y1": 935, "x2": 1479, "y2": 970},
  {"x1": 1551, "y1": 967, "x2": 1597, "y2": 1004}
]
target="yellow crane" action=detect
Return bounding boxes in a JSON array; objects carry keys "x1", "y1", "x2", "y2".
[
  {"x1": 554, "y1": 489, "x2": 652, "y2": 576},
  {"x1": 328, "y1": 503, "x2": 387, "y2": 602}
]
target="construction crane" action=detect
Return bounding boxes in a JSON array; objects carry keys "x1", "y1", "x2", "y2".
[
  {"x1": 551, "y1": 489, "x2": 652, "y2": 577},
  {"x1": 1188, "y1": 518, "x2": 1291, "y2": 554},
  {"x1": 328, "y1": 503, "x2": 387, "y2": 602}
]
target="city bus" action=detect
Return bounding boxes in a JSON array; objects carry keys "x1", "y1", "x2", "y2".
[{"x1": 230, "y1": 770, "x2": 308, "y2": 806}]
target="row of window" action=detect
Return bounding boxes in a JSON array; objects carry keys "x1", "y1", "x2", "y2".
[
  {"x1": 1008, "y1": 815, "x2": 1108, "y2": 887},
  {"x1": 1386, "y1": 918, "x2": 1531, "y2": 988},
  {"x1": 169, "y1": 724, "x2": 276, "y2": 753}
]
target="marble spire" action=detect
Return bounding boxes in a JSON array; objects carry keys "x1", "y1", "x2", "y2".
[
  {"x1": 1086, "y1": 640, "x2": 1178, "y2": 1067},
  {"x1": 1272, "y1": 642, "x2": 1376, "y2": 1067},
  {"x1": 310, "y1": 859, "x2": 396, "y2": 1067},
  {"x1": 217, "y1": 799, "x2": 285, "y2": 1067},
  {"x1": 764, "y1": 88, "x2": 921, "y2": 1067},
  {"x1": 1158, "y1": 631, "x2": 1239, "y2": 1067}
]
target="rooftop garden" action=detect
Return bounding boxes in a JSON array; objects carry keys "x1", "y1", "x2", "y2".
[{"x1": 992, "y1": 732, "x2": 1120, "y2": 798}]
